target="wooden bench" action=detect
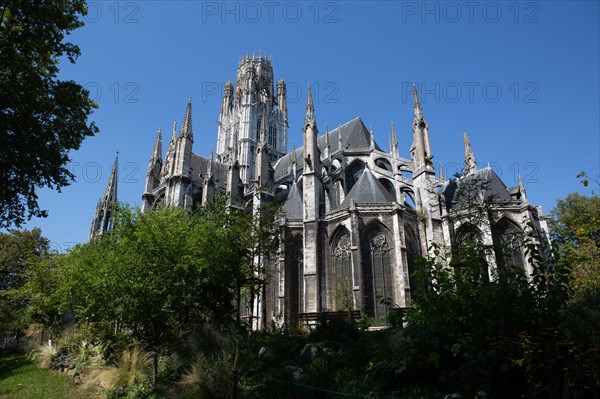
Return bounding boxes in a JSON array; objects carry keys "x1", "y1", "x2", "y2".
[{"x1": 297, "y1": 310, "x2": 362, "y2": 324}]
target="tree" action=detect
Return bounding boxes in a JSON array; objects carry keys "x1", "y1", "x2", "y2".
[
  {"x1": 550, "y1": 193, "x2": 600, "y2": 307},
  {"x1": 0, "y1": 228, "x2": 53, "y2": 336},
  {"x1": 59, "y1": 197, "x2": 254, "y2": 350},
  {"x1": 393, "y1": 236, "x2": 599, "y2": 398},
  {"x1": 0, "y1": 0, "x2": 98, "y2": 228}
]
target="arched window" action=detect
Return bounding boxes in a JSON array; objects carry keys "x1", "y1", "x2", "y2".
[
  {"x1": 363, "y1": 230, "x2": 392, "y2": 323},
  {"x1": 455, "y1": 223, "x2": 489, "y2": 281},
  {"x1": 333, "y1": 232, "x2": 353, "y2": 311},
  {"x1": 404, "y1": 226, "x2": 421, "y2": 302},
  {"x1": 492, "y1": 218, "x2": 524, "y2": 271},
  {"x1": 256, "y1": 116, "x2": 262, "y2": 141},
  {"x1": 285, "y1": 235, "x2": 303, "y2": 324},
  {"x1": 268, "y1": 121, "x2": 277, "y2": 148}
]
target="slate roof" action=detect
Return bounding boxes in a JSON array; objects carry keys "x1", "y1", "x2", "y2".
[
  {"x1": 339, "y1": 166, "x2": 395, "y2": 207},
  {"x1": 274, "y1": 117, "x2": 381, "y2": 180},
  {"x1": 190, "y1": 153, "x2": 228, "y2": 186},
  {"x1": 283, "y1": 181, "x2": 303, "y2": 220},
  {"x1": 441, "y1": 166, "x2": 512, "y2": 207}
]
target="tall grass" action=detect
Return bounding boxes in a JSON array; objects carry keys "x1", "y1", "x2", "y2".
[{"x1": 84, "y1": 346, "x2": 152, "y2": 390}]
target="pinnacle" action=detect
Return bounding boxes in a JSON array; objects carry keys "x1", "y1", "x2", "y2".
[{"x1": 180, "y1": 100, "x2": 193, "y2": 140}]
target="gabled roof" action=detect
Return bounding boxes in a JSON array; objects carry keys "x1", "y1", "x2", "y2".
[
  {"x1": 190, "y1": 154, "x2": 228, "y2": 186},
  {"x1": 339, "y1": 167, "x2": 395, "y2": 207},
  {"x1": 283, "y1": 181, "x2": 303, "y2": 220},
  {"x1": 441, "y1": 166, "x2": 512, "y2": 207},
  {"x1": 274, "y1": 117, "x2": 381, "y2": 180}
]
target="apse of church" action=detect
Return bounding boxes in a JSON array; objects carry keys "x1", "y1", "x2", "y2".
[{"x1": 91, "y1": 56, "x2": 550, "y2": 328}]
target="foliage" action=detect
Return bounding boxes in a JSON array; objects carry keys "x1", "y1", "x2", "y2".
[
  {"x1": 84, "y1": 346, "x2": 152, "y2": 391},
  {"x1": 551, "y1": 193, "x2": 600, "y2": 307},
  {"x1": 58, "y1": 196, "x2": 253, "y2": 350},
  {"x1": 0, "y1": 0, "x2": 99, "y2": 227},
  {"x1": 393, "y1": 235, "x2": 599, "y2": 398},
  {"x1": 0, "y1": 228, "x2": 61, "y2": 342}
]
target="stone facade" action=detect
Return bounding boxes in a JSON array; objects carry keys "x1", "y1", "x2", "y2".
[{"x1": 90, "y1": 56, "x2": 550, "y2": 328}]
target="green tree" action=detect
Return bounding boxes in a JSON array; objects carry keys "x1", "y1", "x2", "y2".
[
  {"x1": 0, "y1": 0, "x2": 98, "y2": 228},
  {"x1": 550, "y1": 193, "x2": 600, "y2": 308},
  {"x1": 0, "y1": 228, "x2": 53, "y2": 336},
  {"x1": 392, "y1": 232, "x2": 598, "y2": 398},
  {"x1": 59, "y1": 197, "x2": 254, "y2": 350}
]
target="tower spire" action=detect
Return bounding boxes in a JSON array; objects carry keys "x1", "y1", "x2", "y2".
[
  {"x1": 142, "y1": 129, "x2": 163, "y2": 212},
  {"x1": 410, "y1": 84, "x2": 433, "y2": 171},
  {"x1": 305, "y1": 84, "x2": 314, "y2": 121},
  {"x1": 151, "y1": 128, "x2": 162, "y2": 161},
  {"x1": 105, "y1": 153, "x2": 119, "y2": 204},
  {"x1": 518, "y1": 173, "x2": 527, "y2": 201},
  {"x1": 90, "y1": 153, "x2": 119, "y2": 240},
  {"x1": 180, "y1": 98, "x2": 193, "y2": 140},
  {"x1": 462, "y1": 131, "x2": 477, "y2": 176},
  {"x1": 413, "y1": 83, "x2": 422, "y2": 117}
]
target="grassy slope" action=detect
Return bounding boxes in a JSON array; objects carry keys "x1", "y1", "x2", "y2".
[{"x1": 0, "y1": 354, "x2": 96, "y2": 399}]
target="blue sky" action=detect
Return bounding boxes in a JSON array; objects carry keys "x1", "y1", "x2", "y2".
[{"x1": 19, "y1": 0, "x2": 600, "y2": 252}]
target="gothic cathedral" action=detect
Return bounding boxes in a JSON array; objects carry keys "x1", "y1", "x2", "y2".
[{"x1": 90, "y1": 56, "x2": 550, "y2": 328}]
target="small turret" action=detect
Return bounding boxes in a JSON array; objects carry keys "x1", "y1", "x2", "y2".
[
  {"x1": 221, "y1": 80, "x2": 234, "y2": 116},
  {"x1": 277, "y1": 78, "x2": 287, "y2": 116}
]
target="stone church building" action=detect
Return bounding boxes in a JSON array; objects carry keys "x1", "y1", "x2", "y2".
[{"x1": 90, "y1": 56, "x2": 550, "y2": 328}]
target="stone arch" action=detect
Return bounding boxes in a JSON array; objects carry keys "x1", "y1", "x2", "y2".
[
  {"x1": 492, "y1": 217, "x2": 525, "y2": 271},
  {"x1": 330, "y1": 226, "x2": 353, "y2": 311},
  {"x1": 456, "y1": 223, "x2": 483, "y2": 246},
  {"x1": 361, "y1": 222, "x2": 394, "y2": 323},
  {"x1": 402, "y1": 189, "x2": 416, "y2": 208},
  {"x1": 375, "y1": 157, "x2": 393, "y2": 172},
  {"x1": 346, "y1": 159, "x2": 365, "y2": 192},
  {"x1": 378, "y1": 178, "x2": 397, "y2": 201},
  {"x1": 285, "y1": 233, "x2": 303, "y2": 325},
  {"x1": 455, "y1": 223, "x2": 489, "y2": 280},
  {"x1": 331, "y1": 158, "x2": 342, "y2": 173}
]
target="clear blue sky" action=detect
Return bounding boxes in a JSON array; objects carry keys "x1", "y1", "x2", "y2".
[{"x1": 19, "y1": 0, "x2": 600, "y2": 252}]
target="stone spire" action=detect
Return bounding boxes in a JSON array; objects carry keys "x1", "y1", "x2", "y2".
[
  {"x1": 462, "y1": 131, "x2": 477, "y2": 176},
  {"x1": 439, "y1": 161, "x2": 445, "y2": 181},
  {"x1": 179, "y1": 98, "x2": 193, "y2": 141},
  {"x1": 518, "y1": 173, "x2": 527, "y2": 201},
  {"x1": 169, "y1": 100, "x2": 194, "y2": 208},
  {"x1": 89, "y1": 153, "x2": 119, "y2": 240},
  {"x1": 305, "y1": 84, "x2": 315, "y2": 121},
  {"x1": 152, "y1": 128, "x2": 162, "y2": 161},
  {"x1": 390, "y1": 121, "x2": 398, "y2": 156},
  {"x1": 161, "y1": 120, "x2": 177, "y2": 180},
  {"x1": 142, "y1": 128, "x2": 163, "y2": 211},
  {"x1": 301, "y1": 85, "x2": 321, "y2": 314},
  {"x1": 410, "y1": 84, "x2": 433, "y2": 172},
  {"x1": 413, "y1": 83, "x2": 422, "y2": 117},
  {"x1": 303, "y1": 84, "x2": 319, "y2": 172}
]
